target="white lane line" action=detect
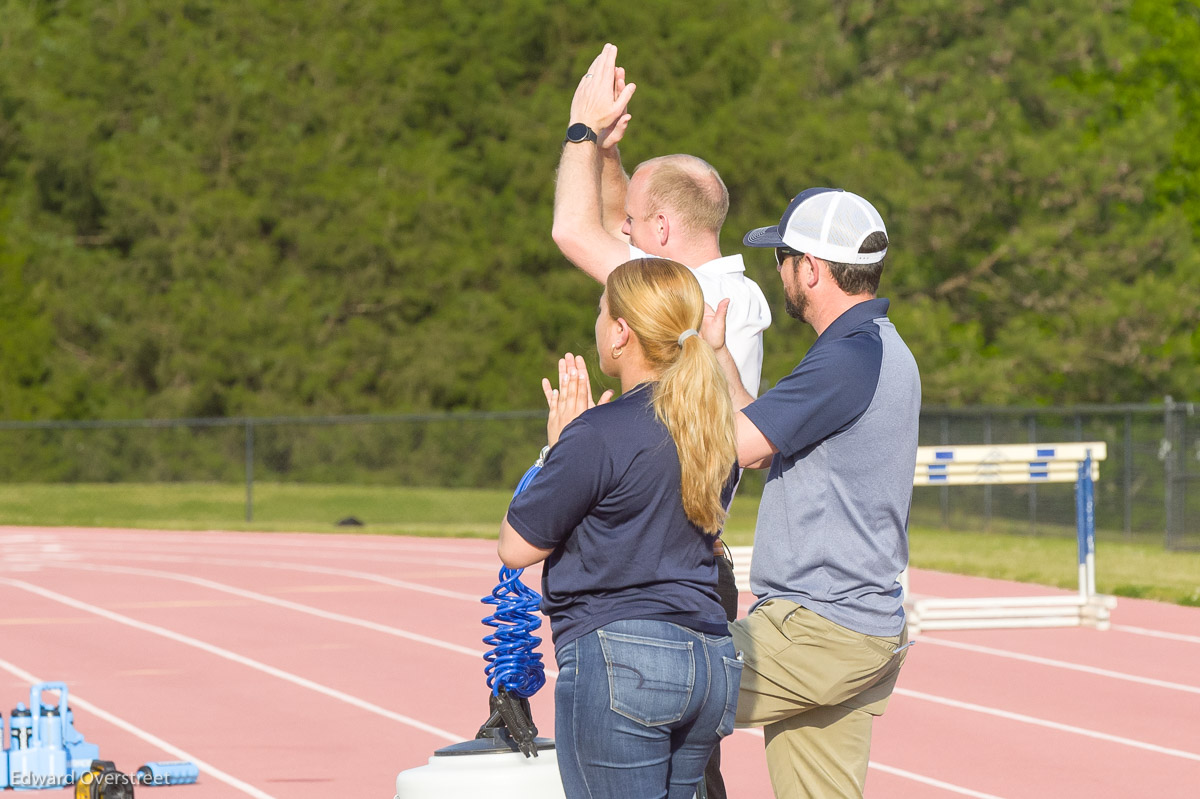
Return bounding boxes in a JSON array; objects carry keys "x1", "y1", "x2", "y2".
[
  {"x1": 47, "y1": 533, "x2": 1200, "y2": 641},
  {"x1": 736, "y1": 729, "x2": 1008, "y2": 798},
  {"x1": 52, "y1": 562, "x2": 485, "y2": 658},
  {"x1": 7, "y1": 528, "x2": 495, "y2": 557},
  {"x1": 22, "y1": 545, "x2": 500, "y2": 576},
  {"x1": 243, "y1": 560, "x2": 492, "y2": 600},
  {"x1": 27, "y1": 531, "x2": 1200, "y2": 651},
  {"x1": 920, "y1": 637, "x2": 1200, "y2": 695},
  {"x1": 41, "y1": 552, "x2": 486, "y2": 602},
  {"x1": 1112, "y1": 624, "x2": 1200, "y2": 645},
  {"x1": 67, "y1": 550, "x2": 1200, "y2": 654},
  {"x1": 0, "y1": 657, "x2": 277, "y2": 799},
  {"x1": 0, "y1": 578, "x2": 463, "y2": 744},
  {"x1": 895, "y1": 688, "x2": 1200, "y2": 762},
  {"x1": 32, "y1": 561, "x2": 564, "y2": 679},
  {"x1": 867, "y1": 763, "x2": 1009, "y2": 798}
]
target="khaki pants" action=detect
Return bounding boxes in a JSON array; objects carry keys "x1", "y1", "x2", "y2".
[{"x1": 731, "y1": 600, "x2": 908, "y2": 799}]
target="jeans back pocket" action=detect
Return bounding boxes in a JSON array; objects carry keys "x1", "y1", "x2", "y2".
[
  {"x1": 716, "y1": 653, "x2": 744, "y2": 737},
  {"x1": 597, "y1": 629, "x2": 695, "y2": 727}
]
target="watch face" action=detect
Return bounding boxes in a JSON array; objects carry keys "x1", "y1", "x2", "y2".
[{"x1": 566, "y1": 123, "x2": 595, "y2": 143}]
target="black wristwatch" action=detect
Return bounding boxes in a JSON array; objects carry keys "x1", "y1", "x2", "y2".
[{"x1": 563, "y1": 122, "x2": 598, "y2": 145}]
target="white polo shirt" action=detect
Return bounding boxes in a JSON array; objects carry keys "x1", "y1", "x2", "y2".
[{"x1": 630, "y1": 246, "x2": 772, "y2": 396}]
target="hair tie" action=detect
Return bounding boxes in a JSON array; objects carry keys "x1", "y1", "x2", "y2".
[{"x1": 677, "y1": 329, "x2": 699, "y2": 346}]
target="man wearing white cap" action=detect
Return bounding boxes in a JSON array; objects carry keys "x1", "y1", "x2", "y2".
[{"x1": 704, "y1": 188, "x2": 921, "y2": 799}]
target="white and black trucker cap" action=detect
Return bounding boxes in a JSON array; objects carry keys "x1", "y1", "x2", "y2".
[{"x1": 743, "y1": 187, "x2": 888, "y2": 265}]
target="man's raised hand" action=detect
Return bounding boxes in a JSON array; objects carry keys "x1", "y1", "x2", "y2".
[{"x1": 569, "y1": 43, "x2": 636, "y2": 143}]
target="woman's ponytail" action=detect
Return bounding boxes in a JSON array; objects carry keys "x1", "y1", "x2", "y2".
[{"x1": 606, "y1": 260, "x2": 737, "y2": 534}]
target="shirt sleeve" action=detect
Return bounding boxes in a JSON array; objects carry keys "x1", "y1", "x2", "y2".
[
  {"x1": 505, "y1": 418, "x2": 609, "y2": 551},
  {"x1": 743, "y1": 331, "x2": 883, "y2": 458},
  {"x1": 709, "y1": 277, "x2": 770, "y2": 398}
]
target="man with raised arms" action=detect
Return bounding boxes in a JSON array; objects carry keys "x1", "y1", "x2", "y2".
[{"x1": 550, "y1": 43, "x2": 771, "y2": 799}]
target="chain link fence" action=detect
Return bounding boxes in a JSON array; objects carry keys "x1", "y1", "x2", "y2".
[
  {"x1": 1, "y1": 401, "x2": 1196, "y2": 549},
  {"x1": 915, "y1": 400, "x2": 1198, "y2": 550}
]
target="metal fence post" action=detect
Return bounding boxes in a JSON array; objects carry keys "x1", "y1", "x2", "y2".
[
  {"x1": 245, "y1": 418, "x2": 255, "y2": 523},
  {"x1": 983, "y1": 413, "x2": 992, "y2": 532},
  {"x1": 940, "y1": 415, "x2": 950, "y2": 527},
  {"x1": 1163, "y1": 396, "x2": 1190, "y2": 550},
  {"x1": 1123, "y1": 412, "x2": 1133, "y2": 540},
  {"x1": 1028, "y1": 415, "x2": 1038, "y2": 535},
  {"x1": 1186, "y1": 403, "x2": 1195, "y2": 549},
  {"x1": 1164, "y1": 397, "x2": 1175, "y2": 549}
]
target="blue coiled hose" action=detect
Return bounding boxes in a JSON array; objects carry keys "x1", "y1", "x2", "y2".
[{"x1": 481, "y1": 452, "x2": 548, "y2": 699}]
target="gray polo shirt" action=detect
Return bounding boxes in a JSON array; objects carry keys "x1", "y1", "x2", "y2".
[{"x1": 743, "y1": 298, "x2": 920, "y2": 637}]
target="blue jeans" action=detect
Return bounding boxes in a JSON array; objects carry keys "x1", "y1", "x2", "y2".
[{"x1": 554, "y1": 619, "x2": 743, "y2": 799}]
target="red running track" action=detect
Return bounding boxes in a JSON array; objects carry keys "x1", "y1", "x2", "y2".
[{"x1": 0, "y1": 526, "x2": 1197, "y2": 798}]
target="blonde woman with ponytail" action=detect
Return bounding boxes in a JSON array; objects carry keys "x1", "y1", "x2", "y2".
[{"x1": 499, "y1": 258, "x2": 743, "y2": 799}]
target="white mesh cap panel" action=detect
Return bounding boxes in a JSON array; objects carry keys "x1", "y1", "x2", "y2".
[{"x1": 781, "y1": 190, "x2": 887, "y2": 265}]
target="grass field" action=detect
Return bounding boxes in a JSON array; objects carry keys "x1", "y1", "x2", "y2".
[{"x1": 1, "y1": 482, "x2": 1197, "y2": 606}]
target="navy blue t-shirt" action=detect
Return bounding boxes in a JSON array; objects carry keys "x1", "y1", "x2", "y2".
[{"x1": 505, "y1": 384, "x2": 732, "y2": 648}]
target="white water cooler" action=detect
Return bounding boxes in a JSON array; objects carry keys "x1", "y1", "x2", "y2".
[{"x1": 394, "y1": 733, "x2": 566, "y2": 799}]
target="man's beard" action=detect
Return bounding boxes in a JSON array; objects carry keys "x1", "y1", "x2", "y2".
[{"x1": 784, "y1": 284, "x2": 809, "y2": 322}]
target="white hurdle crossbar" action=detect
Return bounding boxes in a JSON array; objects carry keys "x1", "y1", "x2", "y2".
[
  {"x1": 906, "y1": 442, "x2": 1116, "y2": 632},
  {"x1": 727, "y1": 442, "x2": 1117, "y2": 633}
]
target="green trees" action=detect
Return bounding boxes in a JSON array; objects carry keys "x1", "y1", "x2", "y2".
[{"x1": 0, "y1": 0, "x2": 1195, "y2": 423}]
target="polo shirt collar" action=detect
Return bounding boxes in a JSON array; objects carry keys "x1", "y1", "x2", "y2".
[
  {"x1": 693, "y1": 254, "x2": 746, "y2": 276},
  {"x1": 818, "y1": 297, "x2": 891, "y2": 343}
]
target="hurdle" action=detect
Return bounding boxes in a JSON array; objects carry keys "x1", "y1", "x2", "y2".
[
  {"x1": 905, "y1": 442, "x2": 1116, "y2": 632},
  {"x1": 728, "y1": 442, "x2": 1117, "y2": 633}
]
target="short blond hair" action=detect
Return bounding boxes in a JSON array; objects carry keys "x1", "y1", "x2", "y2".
[{"x1": 633, "y1": 155, "x2": 729, "y2": 236}]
